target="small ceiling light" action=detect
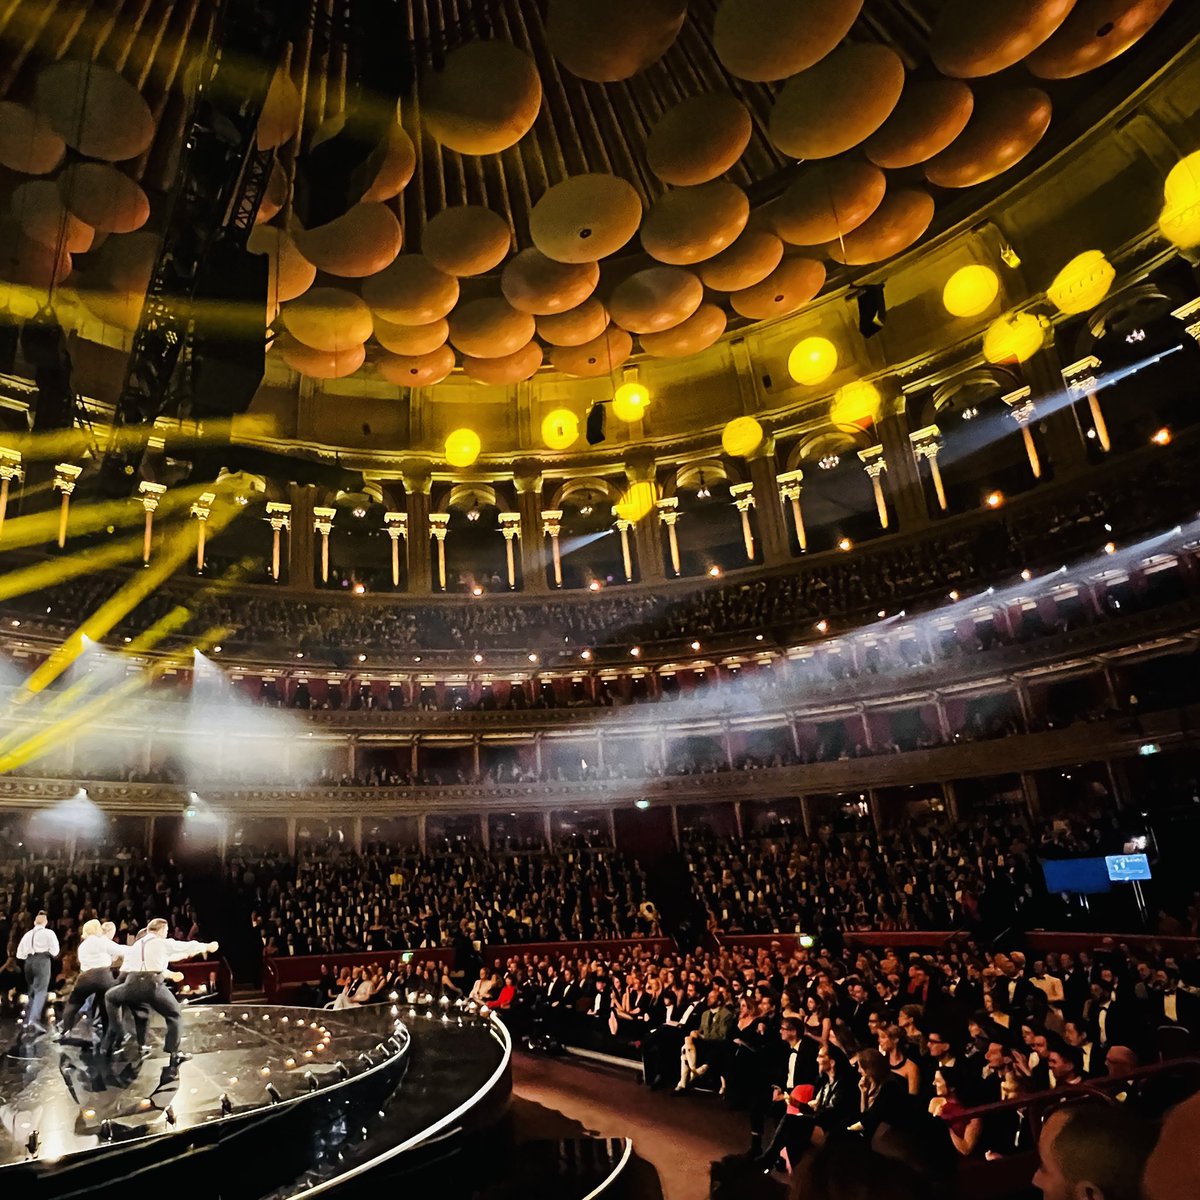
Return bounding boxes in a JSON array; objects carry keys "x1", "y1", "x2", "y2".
[
  {"x1": 1152, "y1": 427, "x2": 1172, "y2": 446},
  {"x1": 877, "y1": 610, "x2": 886, "y2": 618},
  {"x1": 471, "y1": 584, "x2": 484, "y2": 596},
  {"x1": 948, "y1": 589, "x2": 960, "y2": 601},
  {"x1": 473, "y1": 653, "x2": 484, "y2": 663},
  {"x1": 755, "y1": 634, "x2": 764, "y2": 642},
  {"x1": 961, "y1": 406, "x2": 979, "y2": 421},
  {"x1": 630, "y1": 646, "x2": 641, "y2": 657},
  {"x1": 1020, "y1": 569, "x2": 1032, "y2": 582},
  {"x1": 815, "y1": 619, "x2": 829, "y2": 634},
  {"x1": 588, "y1": 580, "x2": 602, "y2": 592},
  {"x1": 413, "y1": 655, "x2": 422, "y2": 663},
  {"x1": 837, "y1": 537, "x2": 852, "y2": 552},
  {"x1": 467, "y1": 505, "x2": 481, "y2": 522},
  {"x1": 9, "y1": 619, "x2": 18, "y2": 628},
  {"x1": 527, "y1": 653, "x2": 538, "y2": 663},
  {"x1": 690, "y1": 640, "x2": 701, "y2": 651},
  {"x1": 635, "y1": 799, "x2": 651, "y2": 810},
  {"x1": 352, "y1": 507, "x2": 367, "y2": 519},
  {"x1": 1086, "y1": 428, "x2": 1097, "y2": 439},
  {"x1": 1104, "y1": 541, "x2": 1116, "y2": 555},
  {"x1": 708, "y1": 565, "x2": 721, "y2": 578},
  {"x1": 581, "y1": 650, "x2": 592, "y2": 660},
  {"x1": 984, "y1": 490, "x2": 1004, "y2": 509},
  {"x1": 352, "y1": 582, "x2": 366, "y2": 595},
  {"x1": 358, "y1": 653, "x2": 367, "y2": 662},
  {"x1": 818, "y1": 453, "x2": 840, "y2": 471},
  {"x1": 296, "y1": 652, "x2": 304, "y2": 659},
  {"x1": 214, "y1": 645, "x2": 222, "y2": 653},
  {"x1": 234, "y1": 494, "x2": 249, "y2": 507},
  {"x1": 579, "y1": 503, "x2": 593, "y2": 516}
]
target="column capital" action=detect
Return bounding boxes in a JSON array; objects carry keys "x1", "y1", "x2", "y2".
[
  {"x1": 138, "y1": 480, "x2": 166, "y2": 512},
  {"x1": 1002, "y1": 386, "x2": 1036, "y2": 425},
  {"x1": 730, "y1": 480, "x2": 755, "y2": 511},
  {"x1": 400, "y1": 458, "x2": 434, "y2": 495},
  {"x1": 1062, "y1": 354, "x2": 1102, "y2": 398},
  {"x1": 429, "y1": 512, "x2": 450, "y2": 541},
  {"x1": 623, "y1": 457, "x2": 657, "y2": 485},
  {"x1": 908, "y1": 424, "x2": 942, "y2": 461},
  {"x1": 655, "y1": 496, "x2": 679, "y2": 524},
  {"x1": 190, "y1": 490, "x2": 217, "y2": 520},
  {"x1": 1171, "y1": 296, "x2": 1200, "y2": 345},
  {"x1": 266, "y1": 500, "x2": 291, "y2": 531},
  {"x1": 777, "y1": 468, "x2": 804, "y2": 501},
  {"x1": 384, "y1": 510, "x2": 408, "y2": 539},
  {"x1": 0, "y1": 447, "x2": 23, "y2": 483},
  {"x1": 53, "y1": 462, "x2": 82, "y2": 494},
  {"x1": 857, "y1": 445, "x2": 887, "y2": 478},
  {"x1": 541, "y1": 508, "x2": 563, "y2": 537},
  {"x1": 613, "y1": 516, "x2": 634, "y2": 533},
  {"x1": 312, "y1": 505, "x2": 336, "y2": 536},
  {"x1": 513, "y1": 467, "x2": 543, "y2": 495},
  {"x1": 498, "y1": 511, "x2": 522, "y2": 539}
]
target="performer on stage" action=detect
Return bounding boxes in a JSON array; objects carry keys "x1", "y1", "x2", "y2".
[
  {"x1": 100, "y1": 919, "x2": 217, "y2": 1071},
  {"x1": 15, "y1": 912, "x2": 59, "y2": 1033},
  {"x1": 56, "y1": 920, "x2": 125, "y2": 1042}
]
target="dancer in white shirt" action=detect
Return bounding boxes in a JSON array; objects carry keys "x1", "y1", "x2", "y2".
[
  {"x1": 56, "y1": 920, "x2": 126, "y2": 1042},
  {"x1": 15, "y1": 913, "x2": 60, "y2": 1032},
  {"x1": 99, "y1": 919, "x2": 217, "y2": 1071}
]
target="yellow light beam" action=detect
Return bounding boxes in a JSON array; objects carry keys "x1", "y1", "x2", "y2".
[
  {"x1": 0, "y1": 531, "x2": 149, "y2": 603},
  {"x1": 20, "y1": 502, "x2": 241, "y2": 698},
  {"x1": 0, "y1": 623, "x2": 233, "y2": 776}
]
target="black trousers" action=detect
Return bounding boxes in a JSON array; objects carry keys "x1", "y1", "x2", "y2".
[
  {"x1": 60, "y1": 968, "x2": 117, "y2": 1033},
  {"x1": 22, "y1": 953, "x2": 51, "y2": 1027},
  {"x1": 641, "y1": 1025, "x2": 685, "y2": 1085},
  {"x1": 104, "y1": 974, "x2": 182, "y2": 1054}
]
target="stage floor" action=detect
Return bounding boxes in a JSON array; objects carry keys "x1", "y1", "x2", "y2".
[{"x1": 0, "y1": 1004, "x2": 408, "y2": 1168}]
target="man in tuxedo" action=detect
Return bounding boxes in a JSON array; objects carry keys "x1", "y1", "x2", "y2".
[
  {"x1": 1087, "y1": 980, "x2": 1136, "y2": 1052},
  {"x1": 1063, "y1": 1019, "x2": 1101, "y2": 1078},
  {"x1": 1059, "y1": 954, "x2": 1092, "y2": 1022},
  {"x1": 1149, "y1": 969, "x2": 1200, "y2": 1031},
  {"x1": 1047, "y1": 1043, "x2": 1086, "y2": 1088},
  {"x1": 844, "y1": 979, "x2": 874, "y2": 1044},
  {"x1": 748, "y1": 1017, "x2": 806, "y2": 1160},
  {"x1": 756, "y1": 1043, "x2": 857, "y2": 1171}
]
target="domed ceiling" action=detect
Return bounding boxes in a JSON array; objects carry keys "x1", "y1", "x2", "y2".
[{"x1": 0, "y1": 0, "x2": 1186, "y2": 391}]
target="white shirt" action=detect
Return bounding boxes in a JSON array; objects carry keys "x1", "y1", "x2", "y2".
[
  {"x1": 1164, "y1": 993, "x2": 1178, "y2": 1023},
  {"x1": 785, "y1": 1045, "x2": 801, "y2": 1090},
  {"x1": 119, "y1": 936, "x2": 209, "y2": 975},
  {"x1": 16, "y1": 927, "x2": 60, "y2": 959},
  {"x1": 78, "y1": 935, "x2": 126, "y2": 972}
]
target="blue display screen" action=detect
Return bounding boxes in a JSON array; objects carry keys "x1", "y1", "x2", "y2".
[
  {"x1": 1040, "y1": 857, "x2": 1113, "y2": 895},
  {"x1": 1105, "y1": 853, "x2": 1152, "y2": 882}
]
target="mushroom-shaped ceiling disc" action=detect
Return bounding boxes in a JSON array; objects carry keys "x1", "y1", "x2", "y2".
[
  {"x1": 247, "y1": 226, "x2": 317, "y2": 304},
  {"x1": 699, "y1": 226, "x2": 784, "y2": 291},
  {"x1": 1027, "y1": 0, "x2": 1172, "y2": 78},
  {"x1": 713, "y1": 0, "x2": 864, "y2": 81},
  {"x1": 257, "y1": 66, "x2": 302, "y2": 150},
  {"x1": 12, "y1": 181, "x2": 94, "y2": 253},
  {"x1": 821, "y1": 188, "x2": 935, "y2": 264},
  {"x1": 362, "y1": 255, "x2": 460, "y2": 325},
  {"x1": 58, "y1": 162, "x2": 150, "y2": 234},
  {"x1": 279, "y1": 336, "x2": 366, "y2": 380},
  {"x1": 639, "y1": 303, "x2": 727, "y2": 357},
  {"x1": 422, "y1": 205, "x2": 511, "y2": 277},
  {"x1": 772, "y1": 160, "x2": 887, "y2": 246},
  {"x1": 864, "y1": 79, "x2": 975, "y2": 169},
  {"x1": 0, "y1": 217, "x2": 73, "y2": 290},
  {"x1": 34, "y1": 62, "x2": 154, "y2": 162},
  {"x1": 502, "y1": 249, "x2": 600, "y2": 315},
  {"x1": 931, "y1": 0, "x2": 1078, "y2": 77},
  {"x1": 379, "y1": 344, "x2": 456, "y2": 386},
  {"x1": 924, "y1": 89, "x2": 1052, "y2": 188},
  {"x1": 463, "y1": 341, "x2": 544, "y2": 384},
  {"x1": 770, "y1": 44, "x2": 905, "y2": 160},
  {"x1": 546, "y1": 0, "x2": 687, "y2": 82},
  {"x1": 373, "y1": 316, "x2": 449, "y2": 357},
  {"x1": 551, "y1": 327, "x2": 634, "y2": 377},
  {"x1": 0, "y1": 102, "x2": 65, "y2": 175},
  {"x1": 422, "y1": 41, "x2": 542, "y2": 155},
  {"x1": 536, "y1": 298, "x2": 610, "y2": 347},
  {"x1": 641, "y1": 180, "x2": 750, "y2": 265},
  {"x1": 281, "y1": 287, "x2": 374, "y2": 353},
  {"x1": 448, "y1": 297, "x2": 537, "y2": 359},
  {"x1": 730, "y1": 257, "x2": 826, "y2": 320},
  {"x1": 608, "y1": 266, "x2": 704, "y2": 334},
  {"x1": 295, "y1": 203, "x2": 403, "y2": 278},
  {"x1": 646, "y1": 93, "x2": 752, "y2": 185},
  {"x1": 530, "y1": 174, "x2": 643, "y2": 264},
  {"x1": 362, "y1": 123, "x2": 417, "y2": 202}
]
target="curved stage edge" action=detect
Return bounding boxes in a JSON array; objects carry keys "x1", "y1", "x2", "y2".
[{"x1": 0, "y1": 1002, "x2": 512, "y2": 1200}]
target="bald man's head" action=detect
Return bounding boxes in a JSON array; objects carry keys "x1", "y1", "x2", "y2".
[
  {"x1": 1143, "y1": 1093, "x2": 1200, "y2": 1200},
  {"x1": 1035, "y1": 1107, "x2": 1157, "y2": 1200}
]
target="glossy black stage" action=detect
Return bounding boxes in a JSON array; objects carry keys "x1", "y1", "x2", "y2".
[{"x1": 0, "y1": 1002, "x2": 512, "y2": 1200}]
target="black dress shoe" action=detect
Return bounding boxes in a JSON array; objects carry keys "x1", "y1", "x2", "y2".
[{"x1": 168, "y1": 1052, "x2": 192, "y2": 1067}]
